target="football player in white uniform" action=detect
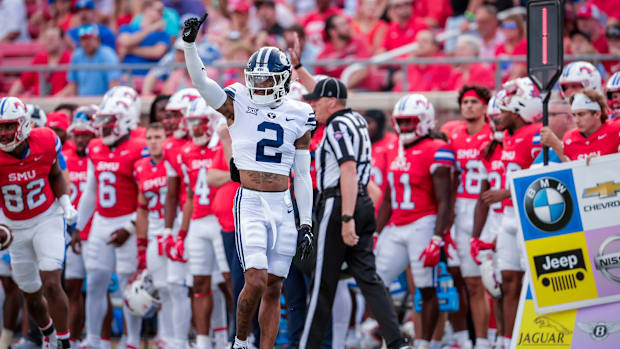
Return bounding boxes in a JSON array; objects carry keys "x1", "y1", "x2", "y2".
[{"x1": 183, "y1": 13, "x2": 316, "y2": 349}]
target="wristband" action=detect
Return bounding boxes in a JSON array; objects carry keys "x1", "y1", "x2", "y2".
[
  {"x1": 138, "y1": 202, "x2": 148, "y2": 210},
  {"x1": 163, "y1": 228, "x2": 172, "y2": 236},
  {"x1": 465, "y1": 11, "x2": 475, "y2": 21},
  {"x1": 294, "y1": 63, "x2": 303, "y2": 70},
  {"x1": 123, "y1": 221, "x2": 137, "y2": 235}
]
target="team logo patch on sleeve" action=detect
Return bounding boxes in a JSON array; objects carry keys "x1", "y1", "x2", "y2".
[{"x1": 333, "y1": 131, "x2": 343, "y2": 140}]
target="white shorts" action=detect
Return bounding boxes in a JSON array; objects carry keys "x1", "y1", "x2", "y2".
[
  {"x1": 234, "y1": 187, "x2": 297, "y2": 278},
  {"x1": 84, "y1": 213, "x2": 137, "y2": 275},
  {"x1": 0, "y1": 251, "x2": 10, "y2": 277},
  {"x1": 375, "y1": 215, "x2": 438, "y2": 288},
  {"x1": 146, "y1": 237, "x2": 168, "y2": 288},
  {"x1": 187, "y1": 215, "x2": 229, "y2": 276},
  {"x1": 65, "y1": 241, "x2": 86, "y2": 280},
  {"x1": 8, "y1": 206, "x2": 66, "y2": 293},
  {"x1": 497, "y1": 206, "x2": 527, "y2": 272},
  {"x1": 167, "y1": 214, "x2": 191, "y2": 286},
  {"x1": 454, "y1": 198, "x2": 502, "y2": 277}
]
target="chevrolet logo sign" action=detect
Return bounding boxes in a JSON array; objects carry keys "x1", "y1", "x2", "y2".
[{"x1": 583, "y1": 181, "x2": 620, "y2": 198}]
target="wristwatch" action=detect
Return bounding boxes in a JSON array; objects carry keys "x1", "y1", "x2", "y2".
[{"x1": 342, "y1": 214, "x2": 354, "y2": 223}]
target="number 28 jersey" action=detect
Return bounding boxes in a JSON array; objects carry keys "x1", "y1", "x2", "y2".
[
  {"x1": 449, "y1": 122, "x2": 492, "y2": 199},
  {"x1": 88, "y1": 138, "x2": 147, "y2": 218},
  {"x1": 225, "y1": 82, "x2": 316, "y2": 176},
  {"x1": 0, "y1": 127, "x2": 61, "y2": 222},
  {"x1": 134, "y1": 157, "x2": 167, "y2": 234},
  {"x1": 386, "y1": 138, "x2": 455, "y2": 226},
  {"x1": 181, "y1": 141, "x2": 225, "y2": 219}
]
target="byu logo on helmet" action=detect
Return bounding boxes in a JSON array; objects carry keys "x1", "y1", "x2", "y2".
[{"x1": 524, "y1": 177, "x2": 574, "y2": 232}]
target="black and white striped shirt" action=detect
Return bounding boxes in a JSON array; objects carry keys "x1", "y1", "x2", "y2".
[{"x1": 316, "y1": 108, "x2": 372, "y2": 192}]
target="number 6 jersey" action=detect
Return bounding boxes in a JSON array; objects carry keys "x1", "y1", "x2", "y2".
[
  {"x1": 87, "y1": 137, "x2": 147, "y2": 217},
  {"x1": 0, "y1": 127, "x2": 61, "y2": 222},
  {"x1": 224, "y1": 82, "x2": 316, "y2": 176}
]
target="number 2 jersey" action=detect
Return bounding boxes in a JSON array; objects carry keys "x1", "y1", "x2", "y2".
[
  {"x1": 224, "y1": 82, "x2": 316, "y2": 176},
  {"x1": 180, "y1": 141, "x2": 226, "y2": 219},
  {"x1": 386, "y1": 137, "x2": 455, "y2": 226},
  {"x1": 0, "y1": 127, "x2": 62, "y2": 222},
  {"x1": 88, "y1": 137, "x2": 147, "y2": 218},
  {"x1": 134, "y1": 157, "x2": 167, "y2": 235},
  {"x1": 448, "y1": 121, "x2": 493, "y2": 200}
]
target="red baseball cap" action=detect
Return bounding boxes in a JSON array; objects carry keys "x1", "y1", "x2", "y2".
[
  {"x1": 46, "y1": 111, "x2": 70, "y2": 131},
  {"x1": 229, "y1": 0, "x2": 250, "y2": 13},
  {"x1": 577, "y1": 3, "x2": 602, "y2": 20}
]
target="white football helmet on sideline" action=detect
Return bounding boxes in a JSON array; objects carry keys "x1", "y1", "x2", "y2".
[
  {"x1": 558, "y1": 61, "x2": 603, "y2": 99},
  {"x1": 479, "y1": 254, "x2": 502, "y2": 298},
  {"x1": 165, "y1": 88, "x2": 201, "y2": 138},
  {"x1": 96, "y1": 96, "x2": 135, "y2": 145},
  {"x1": 69, "y1": 105, "x2": 99, "y2": 137},
  {"x1": 487, "y1": 94, "x2": 504, "y2": 141},
  {"x1": 102, "y1": 86, "x2": 141, "y2": 127},
  {"x1": 123, "y1": 270, "x2": 161, "y2": 317},
  {"x1": 497, "y1": 77, "x2": 542, "y2": 123},
  {"x1": 26, "y1": 104, "x2": 47, "y2": 128},
  {"x1": 184, "y1": 98, "x2": 220, "y2": 146},
  {"x1": 606, "y1": 71, "x2": 620, "y2": 116},
  {"x1": 0, "y1": 97, "x2": 31, "y2": 152},
  {"x1": 391, "y1": 94, "x2": 436, "y2": 144}
]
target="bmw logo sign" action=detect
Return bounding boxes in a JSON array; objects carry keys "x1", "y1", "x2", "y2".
[{"x1": 524, "y1": 177, "x2": 574, "y2": 232}]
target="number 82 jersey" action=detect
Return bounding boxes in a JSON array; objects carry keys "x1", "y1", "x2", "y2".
[
  {"x1": 225, "y1": 83, "x2": 316, "y2": 176},
  {"x1": 0, "y1": 128, "x2": 61, "y2": 222}
]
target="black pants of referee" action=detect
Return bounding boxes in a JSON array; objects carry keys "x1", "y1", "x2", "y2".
[{"x1": 300, "y1": 192, "x2": 404, "y2": 349}]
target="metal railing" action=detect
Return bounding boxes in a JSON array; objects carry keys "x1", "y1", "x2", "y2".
[{"x1": 0, "y1": 54, "x2": 618, "y2": 96}]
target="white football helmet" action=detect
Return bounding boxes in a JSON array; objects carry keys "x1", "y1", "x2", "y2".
[
  {"x1": 558, "y1": 61, "x2": 603, "y2": 99},
  {"x1": 184, "y1": 98, "x2": 220, "y2": 146},
  {"x1": 26, "y1": 104, "x2": 47, "y2": 128},
  {"x1": 69, "y1": 105, "x2": 98, "y2": 137},
  {"x1": 497, "y1": 77, "x2": 542, "y2": 123},
  {"x1": 165, "y1": 88, "x2": 201, "y2": 138},
  {"x1": 480, "y1": 254, "x2": 502, "y2": 298},
  {"x1": 95, "y1": 96, "x2": 135, "y2": 145},
  {"x1": 123, "y1": 270, "x2": 160, "y2": 317},
  {"x1": 288, "y1": 81, "x2": 308, "y2": 102},
  {"x1": 102, "y1": 86, "x2": 141, "y2": 128},
  {"x1": 487, "y1": 94, "x2": 504, "y2": 141},
  {"x1": 245, "y1": 46, "x2": 291, "y2": 106},
  {"x1": 391, "y1": 94, "x2": 436, "y2": 144},
  {"x1": 0, "y1": 97, "x2": 31, "y2": 152},
  {"x1": 606, "y1": 71, "x2": 620, "y2": 115}
]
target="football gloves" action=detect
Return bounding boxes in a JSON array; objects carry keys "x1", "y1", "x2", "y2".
[
  {"x1": 419, "y1": 235, "x2": 442, "y2": 268},
  {"x1": 297, "y1": 225, "x2": 314, "y2": 261},
  {"x1": 182, "y1": 13, "x2": 208, "y2": 43}
]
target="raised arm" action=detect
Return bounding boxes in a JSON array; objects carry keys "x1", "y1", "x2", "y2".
[{"x1": 182, "y1": 14, "x2": 235, "y2": 122}]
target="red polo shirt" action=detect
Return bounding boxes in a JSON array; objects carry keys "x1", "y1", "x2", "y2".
[{"x1": 20, "y1": 51, "x2": 72, "y2": 96}]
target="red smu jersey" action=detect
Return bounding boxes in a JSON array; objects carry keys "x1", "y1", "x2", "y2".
[
  {"x1": 479, "y1": 141, "x2": 504, "y2": 213},
  {"x1": 386, "y1": 138, "x2": 455, "y2": 226},
  {"x1": 211, "y1": 152, "x2": 238, "y2": 232},
  {"x1": 63, "y1": 148, "x2": 88, "y2": 206},
  {"x1": 88, "y1": 137, "x2": 147, "y2": 217},
  {"x1": 0, "y1": 128, "x2": 60, "y2": 221},
  {"x1": 562, "y1": 121, "x2": 620, "y2": 161},
  {"x1": 370, "y1": 132, "x2": 398, "y2": 214},
  {"x1": 449, "y1": 122, "x2": 493, "y2": 199},
  {"x1": 181, "y1": 142, "x2": 223, "y2": 219},
  {"x1": 501, "y1": 123, "x2": 542, "y2": 207},
  {"x1": 134, "y1": 157, "x2": 167, "y2": 223},
  {"x1": 163, "y1": 136, "x2": 190, "y2": 207}
]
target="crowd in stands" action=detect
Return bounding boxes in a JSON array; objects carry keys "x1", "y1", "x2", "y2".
[{"x1": 2, "y1": 0, "x2": 619, "y2": 96}]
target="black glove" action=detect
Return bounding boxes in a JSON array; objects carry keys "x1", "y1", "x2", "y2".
[
  {"x1": 182, "y1": 13, "x2": 208, "y2": 43},
  {"x1": 297, "y1": 225, "x2": 314, "y2": 261}
]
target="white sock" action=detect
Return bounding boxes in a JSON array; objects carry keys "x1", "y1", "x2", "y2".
[
  {"x1": 168, "y1": 284, "x2": 191, "y2": 346},
  {"x1": 211, "y1": 288, "x2": 227, "y2": 336},
  {"x1": 487, "y1": 328, "x2": 497, "y2": 343},
  {"x1": 455, "y1": 330, "x2": 469, "y2": 345},
  {"x1": 118, "y1": 273, "x2": 143, "y2": 348},
  {"x1": 118, "y1": 335, "x2": 126, "y2": 349},
  {"x1": 430, "y1": 339, "x2": 441, "y2": 349},
  {"x1": 504, "y1": 337, "x2": 512, "y2": 348},
  {"x1": 332, "y1": 280, "x2": 352, "y2": 349},
  {"x1": 85, "y1": 269, "x2": 111, "y2": 346},
  {"x1": 233, "y1": 337, "x2": 249, "y2": 349},
  {"x1": 157, "y1": 287, "x2": 174, "y2": 341},
  {"x1": 100, "y1": 338, "x2": 111, "y2": 349},
  {"x1": 475, "y1": 338, "x2": 491, "y2": 349},
  {"x1": 415, "y1": 339, "x2": 430, "y2": 349},
  {"x1": 196, "y1": 334, "x2": 212, "y2": 349},
  {"x1": 0, "y1": 328, "x2": 13, "y2": 349}
]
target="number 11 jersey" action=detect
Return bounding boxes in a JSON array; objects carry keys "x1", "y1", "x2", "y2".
[
  {"x1": 88, "y1": 137, "x2": 147, "y2": 218},
  {"x1": 224, "y1": 82, "x2": 316, "y2": 176}
]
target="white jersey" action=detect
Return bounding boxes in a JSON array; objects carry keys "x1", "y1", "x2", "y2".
[{"x1": 225, "y1": 82, "x2": 316, "y2": 176}]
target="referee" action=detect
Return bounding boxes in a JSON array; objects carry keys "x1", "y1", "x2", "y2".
[{"x1": 299, "y1": 78, "x2": 410, "y2": 349}]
